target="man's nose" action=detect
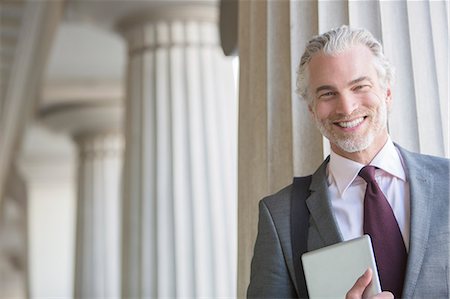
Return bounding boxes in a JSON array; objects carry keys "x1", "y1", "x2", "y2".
[{"x1": 336, "y1": 93, "x2": 358, "y2": 115}]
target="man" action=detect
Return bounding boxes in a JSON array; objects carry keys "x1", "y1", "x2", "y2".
[{"x1": 247, "y1": 25, "x2": 449, "y2": 298}]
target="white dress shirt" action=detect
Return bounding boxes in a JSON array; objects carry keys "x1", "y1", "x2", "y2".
[{"x1": 327, "y1": 137, "x2": 411, "y2": 250}]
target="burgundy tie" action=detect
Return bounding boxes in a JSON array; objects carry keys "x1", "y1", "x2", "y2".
[{"x1": 359, "y1": 166, "x2": 407, "y2": 298}]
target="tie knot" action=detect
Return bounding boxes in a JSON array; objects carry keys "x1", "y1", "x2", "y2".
[{"x1": 358, "y1": 165, "x2": 376, "y2": 183}]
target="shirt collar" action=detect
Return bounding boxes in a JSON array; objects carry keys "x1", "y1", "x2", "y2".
[
  {"x1": 370, "y1": 139, "x2": 406, "y2": 182},
  {"x1": 328, "y1": 137, "x2": 406, "y2": 197}
]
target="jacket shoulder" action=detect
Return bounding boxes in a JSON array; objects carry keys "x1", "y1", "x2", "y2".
[
  {"x1": 261, "y1": 184, "x2": 294, "y2": 208},
  {"x1": 397, "y1": 145, "x2": 449, "y2": 175}
]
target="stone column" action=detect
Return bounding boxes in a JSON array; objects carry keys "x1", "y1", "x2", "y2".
[
  {"x1": 73, "y1": 133, "x2": 123, "y2": 298},
  {"x1": 0, "y1": 166, "x2": 29, "y2": 298},
  {"x1": 42, "y1": 102, "x2": 123, "y2": 298},
  {"x1": 118, "y1": 4, "x2": 237, "y2": 298},
  {"x1": 237, "y1": 1, "x2": 324, "y2": 296}
]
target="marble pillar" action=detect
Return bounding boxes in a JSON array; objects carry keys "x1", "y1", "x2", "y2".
[
  {"x1": 73, "y1": 132, "x2": 123, "y2": 298},
  {"x1": 118, "y1": 4, "x2": 237, "y2": 298},
  {"x1": 42, "y1": 102, "x2": 123, "y2": 298}
]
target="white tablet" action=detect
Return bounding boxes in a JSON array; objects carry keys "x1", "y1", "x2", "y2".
[{"x1": 301, "y1": 235, "x2": 381, "y2": 298}]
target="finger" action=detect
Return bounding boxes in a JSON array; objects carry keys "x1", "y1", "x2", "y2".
[
  {"x1": 346, "y1": 268, "x2": 372, "y2": 299},
  {"x1": 374, "y1": 291, "x2": 394, "y2": 299}
]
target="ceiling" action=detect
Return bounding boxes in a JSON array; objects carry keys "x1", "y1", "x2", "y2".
[{"x1": 43, "y1": 0, "x2": 217, "y2": 107}]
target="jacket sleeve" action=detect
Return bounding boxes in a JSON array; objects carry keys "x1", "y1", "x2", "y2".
[{"x1": 247, "y1": 199, "x2": 297, "y2": 298}]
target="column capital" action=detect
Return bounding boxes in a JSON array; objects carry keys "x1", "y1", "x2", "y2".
[
  {"x1": 116, "y1": 2, "x2": 219, "y2": 52},
  {"x1": 116, "y1": 2, "x2": 218, "y2": 32},
  {"x1": 39, "y1": 100, "x2": 123, "y2": 138}
]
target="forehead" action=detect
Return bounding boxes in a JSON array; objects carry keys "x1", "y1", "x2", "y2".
[{"x1": 308, "y1": 45, "x2": 378, "y2": 88}]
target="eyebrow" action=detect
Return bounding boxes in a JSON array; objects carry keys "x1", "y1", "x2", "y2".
[
  {"x1": 314, "y1": 76, "x2": 373, "y2": 95},
  {"x1": 349, "y1": 76, "x2": 373, "y2": 86},
  {"x1": 315, "y1": 85, "x2": 335, "y2": 94}
]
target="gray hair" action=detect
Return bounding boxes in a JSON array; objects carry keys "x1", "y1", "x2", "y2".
[{"x1": 296, "y1": 25, "x2": 394, "y2": 103}]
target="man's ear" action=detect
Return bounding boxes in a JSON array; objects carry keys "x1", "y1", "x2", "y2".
[
  {"x1": 385, "y1": 85, "x2": 393, "y2": 108},
  {"x1": 386, "y1": 85, "x2": 392, "y2": 105},
  {"x1": 308, "y1": 101, "x2": 315, "y2": 115}
]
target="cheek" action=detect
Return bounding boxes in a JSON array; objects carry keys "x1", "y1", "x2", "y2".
[
  {"x1": 364, "y1": 90, "x2": 385, "y2": 105},
  {"x1": 313, "y1": 102, "x2": 334, "y2": 120}
]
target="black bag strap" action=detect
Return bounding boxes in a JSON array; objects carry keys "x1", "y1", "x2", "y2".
[{"x1": 290, "y1": 176, "x2": 312, "y2": 298}]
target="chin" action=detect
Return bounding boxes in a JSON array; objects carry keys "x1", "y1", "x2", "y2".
[
  {"x1": 335, "y1": 142, "x2": 371, "y2": 153},
  {"x1": 326, "y1": 131, "x2": 376, "y2": 153}
]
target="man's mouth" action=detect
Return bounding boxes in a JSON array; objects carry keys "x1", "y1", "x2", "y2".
[{"x1": 335, "y1": 117, "x2": 366, "y2": 128}]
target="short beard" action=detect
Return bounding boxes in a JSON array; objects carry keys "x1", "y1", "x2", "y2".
[
  {"x1": 321, "y1": 125, "x2": 375, "y2": 153},
  {"x1": 313, "y1": 99, "x2": 388, "y2": 153}
]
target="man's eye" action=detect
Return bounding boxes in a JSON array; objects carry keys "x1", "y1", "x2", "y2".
[
  {"x1": 353, "y1": 85, "x2": 370, "y2": 91},
  {"x1": 319, "y1": 91, "x2": 336, "y2": 98}
]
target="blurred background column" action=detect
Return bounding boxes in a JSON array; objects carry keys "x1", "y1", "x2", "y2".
[
  {"x1": 118, "y1": 3, "x2": 237, "y2": 298},
  {"x1": 0, "y1": 165, "x2": 29, "y2": 298},
  {"x1": 41, "y1": 101, "x2": 123, "y2": 298}
]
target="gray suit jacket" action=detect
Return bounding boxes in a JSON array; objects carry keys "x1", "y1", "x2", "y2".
[{"x1": 247, "y1": 146, "x2": 449, "y2": 298}]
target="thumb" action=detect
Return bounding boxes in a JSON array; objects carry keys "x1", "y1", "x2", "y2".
[{"x1": 346, "y1": 268, "x2": 372, "y2": 299}]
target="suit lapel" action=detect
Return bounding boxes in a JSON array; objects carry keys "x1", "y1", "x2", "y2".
[
  {"x1": 397, "y1": 147, "x2": 434, "y2": 298},
  {"x1": 306, "y1": 157, "x2": 343, "y2": 249}
]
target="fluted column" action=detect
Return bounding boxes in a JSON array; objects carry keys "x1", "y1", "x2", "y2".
[
  {"x1": 119, "y1": 4, "x2": 237, "y2": 298},
  {"x1": 42, "y1": 102, "x2": 123, "y2": 298},
  {"x1": 73, "y1": 133, "x2": 123, "y2": 299}
]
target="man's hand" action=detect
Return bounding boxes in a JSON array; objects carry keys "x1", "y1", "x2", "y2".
[{"x1": 346, "y1": 268, "x2": 393, "y2": 299}]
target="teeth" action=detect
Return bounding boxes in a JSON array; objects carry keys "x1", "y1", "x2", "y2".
[{"x1": 337, "y1": 117, "x2": 364, "y2": 128}]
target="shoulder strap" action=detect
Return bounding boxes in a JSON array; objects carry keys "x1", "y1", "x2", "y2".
[{"x1": 290, "y1": 175, "x2": 312, "y2": 299}]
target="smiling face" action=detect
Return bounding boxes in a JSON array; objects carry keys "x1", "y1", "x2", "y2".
[{"x1": 308, "y1": 45, "x2": 392, "y2": 163}]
